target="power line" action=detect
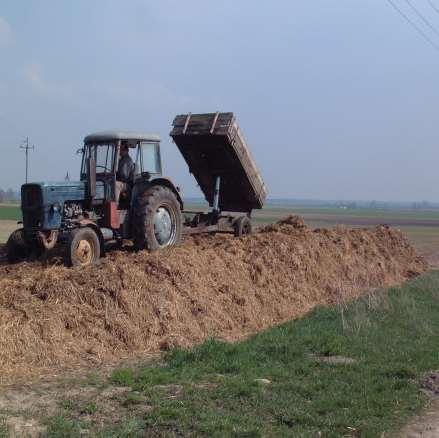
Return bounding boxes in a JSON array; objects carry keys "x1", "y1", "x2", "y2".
[
  {"x1": 386, "y1": 0, "x2": 439, "y2": 51},
  {"x1": 19, "y1": 137, "x2": 35, "y2": 184},
  {"x1": 427, "y1": 0, "x2": 439, "y2": 16},
  {"x1": 404, "y1": 0, "x2": 439, "y2": 37}
]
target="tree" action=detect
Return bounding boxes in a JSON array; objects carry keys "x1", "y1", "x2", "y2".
[{"x1": 6, "y1": 189, "x2": 13, "y2": 202}]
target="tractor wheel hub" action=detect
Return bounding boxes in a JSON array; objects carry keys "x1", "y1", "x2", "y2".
[
  {"x1": 75, "y1": 240, "x2": 93, "y2": 265},
  {"x1": 153, "y1": 206, "x2": 173, "y2": 246}
]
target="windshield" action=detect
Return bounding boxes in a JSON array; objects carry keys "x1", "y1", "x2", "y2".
[{"x1": 81, "y1": 144, "x2": 116, "y2": 177}]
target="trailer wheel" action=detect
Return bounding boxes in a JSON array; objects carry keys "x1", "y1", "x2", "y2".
[
  {"x1": 234, "y1": 216, "x2": 252, "y2": 237},
  {"x1": 65, "y1": 227, "x2": 101, "y2": 267},
  {"x1": 133, "y1": 185, "x2": 182, "y2": 251},
  {"x1": 6, "y1": 229, "x2": 31, "y2": 263}
]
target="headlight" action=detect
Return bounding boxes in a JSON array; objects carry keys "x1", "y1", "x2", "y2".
[{"x1": 51, "y1": 203, "x2": 61, "y2": 213}]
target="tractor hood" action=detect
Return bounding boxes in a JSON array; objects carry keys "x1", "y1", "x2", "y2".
[
  {"x1": 21, "y1": 181, "x2": 87, "y2": 209},
  {"x1": 21, "y1": 181, "x2": 105, "y2": 230},
  {"x1": 31, "y1": 180, "x2": 86, "y2": 198}
]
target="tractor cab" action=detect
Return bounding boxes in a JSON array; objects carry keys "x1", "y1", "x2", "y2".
[{"x1": 81, "y1": 131, "x2": 162, "y2": 205}]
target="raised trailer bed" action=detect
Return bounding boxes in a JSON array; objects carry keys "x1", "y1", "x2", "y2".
[{"x1": 171, "y1": 112, "x2": 267, "y2": 236}]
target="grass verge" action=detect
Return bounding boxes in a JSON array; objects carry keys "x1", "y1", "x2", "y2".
[{"x1": 28, "y1": 273, "x2": 439, "y2": 436}]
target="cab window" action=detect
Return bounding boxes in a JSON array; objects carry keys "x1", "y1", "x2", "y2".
[
  {"x1": 137, "y1": 142, "x2": 161, "y2": 175},
  {"x1": 95, "y1": 144, "x2": 115, "y2": 174}
]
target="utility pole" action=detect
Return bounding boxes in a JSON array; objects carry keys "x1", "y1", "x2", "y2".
[{"x1": 19, "y1": 137, "x2": 35, "y2": 183}]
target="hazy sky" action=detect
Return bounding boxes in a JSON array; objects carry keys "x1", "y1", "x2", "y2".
[{"x1": 1, "y1": 0, "x2": 439, "y2": 201}]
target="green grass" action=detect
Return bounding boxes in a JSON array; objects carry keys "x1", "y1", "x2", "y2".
[
  {"x1": 0, "y1": 416, "x2": 7, "y2": 438},
  {"x1": 97, "y1": 419, "x2": 145, "y2": 438},
  {"x1": 109, "y1": 368, "x2": 135, "y2": 387},
  {"x1": 0, "y1": 204, "x2": 21, "y2": 243},
  {"x1": 42, "y1": 272, "x2": 439, "y2": 437},
  {"x1": 0, "y1": 204, "x2": 21, "y2": 221},
  {"x1": 45, "y1": 416, "x2": 144, "y2": 438},
  {"x1": 45, "y1": 415, "x2": 82, "y2": 437},
  {"x1": 80, "y1": 402, "x2": 98, "y2": 415}
]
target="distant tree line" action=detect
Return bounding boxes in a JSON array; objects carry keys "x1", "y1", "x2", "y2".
[
  {"x1": 412, "y1": 201, "x2": 433, "y2": 210},
  {"x1": 0, "y1": 188, "x2": 20, "y2": 203},
  {"x1": 335, "y1": 201, "x2": 358, "y2": 209}
]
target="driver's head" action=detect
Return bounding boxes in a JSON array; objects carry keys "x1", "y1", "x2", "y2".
[{"x1": 120, "y1": 142, "x2": 129, "y2": 157}]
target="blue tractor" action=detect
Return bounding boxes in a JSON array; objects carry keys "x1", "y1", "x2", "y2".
[{"x1": 7, "y1": 131, "x2": 184, "y2": 266}]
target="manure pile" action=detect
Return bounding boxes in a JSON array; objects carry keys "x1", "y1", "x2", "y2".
[{"x1": 0, "y1": 217, "x2": 427, "y2": 383}]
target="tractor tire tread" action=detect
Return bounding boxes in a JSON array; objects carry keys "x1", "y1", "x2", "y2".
[
  {"x1": 132, "y1": 185, "x2": 182, "y2": 251},
  {"x1": 6, "y1": 229, "x2": 30, "y2": 263}
]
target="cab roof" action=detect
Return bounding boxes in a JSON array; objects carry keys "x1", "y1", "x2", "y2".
[{"x1": 84, "y1": 130, "x2": 160, "y2": 144}]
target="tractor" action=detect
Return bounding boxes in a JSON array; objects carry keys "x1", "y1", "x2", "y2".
[{"x1": 7, "y1": 131, "x2": 184, "y2": 266}]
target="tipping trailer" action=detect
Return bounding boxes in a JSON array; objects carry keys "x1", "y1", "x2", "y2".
[{"x1": 171, "y1": 112, "x2": 267, "y2": 236}]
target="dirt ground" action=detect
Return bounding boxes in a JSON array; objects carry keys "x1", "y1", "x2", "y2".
[
  {"x1": 0, "y1": 221, "x2": 17, "y2": 245},
  {"x1": 399, "y1": 372, "x2": 439, "y2": 437},
  {"x1": 0, "y1": 354, "x2": 159, "y2": 437}
]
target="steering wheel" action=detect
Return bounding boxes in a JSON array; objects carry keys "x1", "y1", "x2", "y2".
[{"x1": 96, "y1": 164, "x2": 111, "y2": 173}]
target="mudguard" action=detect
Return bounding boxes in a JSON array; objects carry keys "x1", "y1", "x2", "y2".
[{"x1": 132, "y1": 177, "x2": 183, "y2": 210}]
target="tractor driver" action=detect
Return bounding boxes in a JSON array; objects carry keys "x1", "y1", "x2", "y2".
[{"x1": 115, "y1": 142, "x2": 134, "y2": 203}]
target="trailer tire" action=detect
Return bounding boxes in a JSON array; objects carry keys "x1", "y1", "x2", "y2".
[
  {"x1": 65, "y1": 227, "x2": 101, "y2": 267},
  {"x1": 133, "y1": 185, "x2": 182, "y2": 251},
  {"x1": 234, "y1": 216, "x2": 252, "y2": 237},
  {"x1": 6, "y1": 229, "x2": 31, "y2": 263}
]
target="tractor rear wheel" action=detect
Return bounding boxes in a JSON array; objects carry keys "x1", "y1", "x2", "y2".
[
  {"x1": 133, "y1": 185, "x2": 182, "y2": 251},
  {"x1": 6, "y1": 229, "x2": 31, "y2": 263},
  {"x1": 65, "y1": 227, "x2": 101, "y2": 267},
  {"x1": 234, "y1": 216, "x2": 252, "y2": 237}
]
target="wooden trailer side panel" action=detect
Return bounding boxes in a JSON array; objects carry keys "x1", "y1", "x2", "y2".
[{"x1": 171, "y1": 113, "x2": 267, "y2": 213}]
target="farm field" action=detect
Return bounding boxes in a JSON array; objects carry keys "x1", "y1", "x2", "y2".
[
  {"x1": 0, "y1": 221, "x2": 17, "y2": 244},
  {"x1": 255, "y1": 206, "x2": 439, "y2": 267},
  {"x1": 0, "y1": 204, "x2": 20, "y2": 246},
  {"x1": 0, "y1": 204, "x2": 20, "y2": 221},
  {"x1": 2, "y1": 202, "x2": 439, "y2": 265},
  {"x1": 185, "y1": 202, "x2": 439, "y2": 266}
]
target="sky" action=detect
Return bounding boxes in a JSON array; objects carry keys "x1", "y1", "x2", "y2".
[{"x1": 0, "y1": 0, "x2": 439, "y2": 202}]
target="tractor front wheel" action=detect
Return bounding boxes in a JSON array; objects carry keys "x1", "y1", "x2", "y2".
[
  {"x1": 65, "y1": 227, "x2": 101, "y2": 267},
  {"x1": 6, "y1": 229, "x2": 31, "y2": 263}
]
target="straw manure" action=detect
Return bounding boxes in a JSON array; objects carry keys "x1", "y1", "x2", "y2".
[{"x1": 0, "y1": 217, "x2": 427, "y2": 383}]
